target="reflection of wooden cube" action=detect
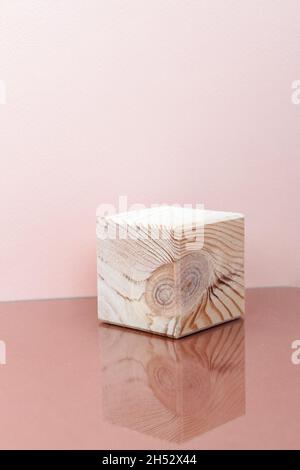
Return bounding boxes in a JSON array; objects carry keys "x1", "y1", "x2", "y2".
[
  {"x1": 100, "y1": 319, "x2": 245, "y2": 443},
  {"x1": 97, "y1": 206, "x2": 244, "y2": 338}
]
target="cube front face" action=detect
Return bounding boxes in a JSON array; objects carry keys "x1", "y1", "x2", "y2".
[{"x1": 97, "y1": 208, "x2": 244, "y2": 338}]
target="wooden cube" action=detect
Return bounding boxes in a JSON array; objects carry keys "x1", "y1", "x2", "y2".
[{"x1": 97, "y1": 206, "x2": 244, "y2": 338}]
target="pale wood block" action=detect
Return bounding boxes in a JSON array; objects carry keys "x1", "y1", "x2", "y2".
[
  {"x1": 97, "y1": 206, "x2": 244, "y2": 338},
  {"x1": 99, "y1": 319, "x2": 245, "y2": 443}
]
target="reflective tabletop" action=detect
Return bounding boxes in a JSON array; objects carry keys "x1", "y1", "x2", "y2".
[{"x1": 0, "y1": 287, "x2": 299, "y2": 449}]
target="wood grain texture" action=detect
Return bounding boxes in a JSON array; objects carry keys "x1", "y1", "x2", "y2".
[
  {"x1": 100, "y1": 319, "x2": 245, "y2": 443},
  {"x1": 97, "y1": 207, "x2": 244, "y2": 338}
]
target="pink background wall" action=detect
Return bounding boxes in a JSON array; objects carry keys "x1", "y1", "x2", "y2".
[{"x1": 0, "y1": 0, "x2": 299, "y2": 301}]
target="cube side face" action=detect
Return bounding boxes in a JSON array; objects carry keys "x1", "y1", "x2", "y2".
[
  {"x1": 178, "y1": 216, "x2": 245, "y2": 337},
  {"x1": 97, "y1": 214, "x2": 244, "y2": 338}
]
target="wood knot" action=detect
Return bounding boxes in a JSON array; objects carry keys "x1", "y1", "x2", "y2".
[{"x1": 145, "y1": 252, "x2": 211, "y2": 317}]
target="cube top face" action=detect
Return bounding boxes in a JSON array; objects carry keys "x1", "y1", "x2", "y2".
[
  {"x1": 97, "y1": 206, "x2": 244, "y2": 338},
  {"x1": 96, "y1": 205, "x2": 243, "y2": 230}
]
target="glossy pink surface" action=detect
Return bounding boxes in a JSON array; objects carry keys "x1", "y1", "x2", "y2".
[{"x1": 0, "y1": 287, "x2": 299, "y2": 449}]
